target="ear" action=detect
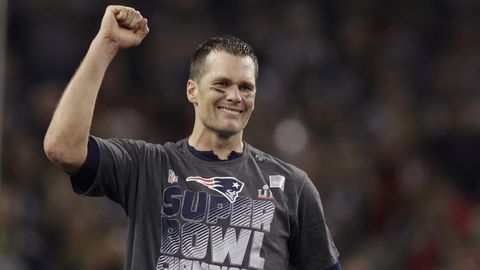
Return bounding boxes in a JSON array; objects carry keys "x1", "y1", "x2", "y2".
[{"x1": 186, "y1": 79, "x2": 198, "y2": 105}]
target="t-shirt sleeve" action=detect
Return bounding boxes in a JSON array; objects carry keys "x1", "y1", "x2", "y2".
[
  {"x1": 69, "y1": 135, "x2": 158, "y2": 212},
  {"x1": 289, "y1": 175, "x2": 340, "y2": 270},
  {"x1": 69, "y1": 136, "x2": 100, "y2": 193}
]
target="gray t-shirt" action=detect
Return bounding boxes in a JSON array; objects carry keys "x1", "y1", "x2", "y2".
[{"x1": 72, "y1": 136, "x2": 339, "y2": 270}]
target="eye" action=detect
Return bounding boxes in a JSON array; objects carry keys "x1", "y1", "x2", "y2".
[
  {"x1": 210, "y1": 82, "x2": 227, "y2": 93},
  {"x1": 214, "y1": 81, "x2": 229, "y2": 87},
  {"x1": 239, "y1": 84, "x2": 254, "y2": 91}
]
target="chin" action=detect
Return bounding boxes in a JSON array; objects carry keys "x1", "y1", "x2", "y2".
[
  {"x1": 202, "y1": 118, "x2": 245, "y2": 138},
  {"x1": 215, "y1": 127, "x2": 242, "y2": 138},
  {"x1": 211, "y1": 123, "x2": 243, "y2": 138}
]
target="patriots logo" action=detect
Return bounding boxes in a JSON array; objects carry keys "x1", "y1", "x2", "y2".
[{"x1": 186, "y1": 176, "x2": 244, "y2": 203}]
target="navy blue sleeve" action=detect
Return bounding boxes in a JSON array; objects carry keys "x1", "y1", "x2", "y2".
[
  {"x1": 69, "y1": 137, "x2": 99, "y2": 192},
  {"x1": 324, "y1": 262, "x2": 342, "y2": 270}
]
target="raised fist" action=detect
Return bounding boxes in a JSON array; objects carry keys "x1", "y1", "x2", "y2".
[{"x1": 97, "y1": 5, "x2": 149, "y2": 50}]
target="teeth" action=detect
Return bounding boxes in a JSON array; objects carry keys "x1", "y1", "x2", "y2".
[{"x1": 219, "y1": 107, "x2": 241, "y2": 115}]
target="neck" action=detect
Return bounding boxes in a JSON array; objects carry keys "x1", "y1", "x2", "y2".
[{"x1": 188, "y1": 127, "x2": 244, "y2": 160}]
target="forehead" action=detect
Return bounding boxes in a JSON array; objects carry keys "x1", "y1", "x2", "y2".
[{"x1": 202, "y1": 51, "x2": 256, "y2": 83}]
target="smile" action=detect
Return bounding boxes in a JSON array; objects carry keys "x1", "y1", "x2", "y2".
[{"x1": 218, "y1": 106, "x2": 243, "y2": 115}]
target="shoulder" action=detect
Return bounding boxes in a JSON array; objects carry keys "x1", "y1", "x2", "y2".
[
  {"x1": 247, "y1": 143, "x2": 308, "y2": 185},
  {"x1": 92, "y1": 137, "x2": 194, "y2": 160},
  {"x1": 93, "y1": 136, "x2": 159, "y2": 150},
  {"x1": 91, "y1": 136, "x2": 179, "y2": 160}
]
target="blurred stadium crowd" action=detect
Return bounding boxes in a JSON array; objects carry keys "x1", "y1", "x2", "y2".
[{"x1": 1, "y1": 0, "x2": 480, "y2": 269}]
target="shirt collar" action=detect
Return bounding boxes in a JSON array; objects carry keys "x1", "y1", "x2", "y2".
[{"x1": 187, "y1": 144, "x2": 243, "y2": 161}]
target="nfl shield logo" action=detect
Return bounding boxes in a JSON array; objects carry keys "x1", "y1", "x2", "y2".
[{"x1": 168, "y1": 169, "x2": 178, "y2": 184}]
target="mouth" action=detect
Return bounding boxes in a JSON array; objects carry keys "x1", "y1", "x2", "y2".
[{"x1": 217, "y1": 106, "x2": 243, "y2": 115}]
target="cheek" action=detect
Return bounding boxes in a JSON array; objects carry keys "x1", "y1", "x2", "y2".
[
  {"x1": 198, "y1": 96, "x2": 217, "y2": 113},
  {"x1": 245, "y1": 98, "x2": 255, "y2": 111}
]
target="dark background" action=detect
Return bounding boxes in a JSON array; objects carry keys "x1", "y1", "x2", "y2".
[{"x1": 1, "y1": 0, "x2": 480, "y2": 269}]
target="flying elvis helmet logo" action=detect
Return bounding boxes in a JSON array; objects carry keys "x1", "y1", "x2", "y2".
[{"x1": 186, "y1": 176, "x2": 244, "y2": 203}]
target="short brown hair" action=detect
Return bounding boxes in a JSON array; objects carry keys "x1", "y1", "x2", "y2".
[{"x1": 189, "y1": 35, "x2": 259, "y2": 81}]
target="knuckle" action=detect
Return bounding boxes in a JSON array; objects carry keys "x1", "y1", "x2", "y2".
[{"x1": 107, "y1": 5, "x2": 119, "y2": 12}]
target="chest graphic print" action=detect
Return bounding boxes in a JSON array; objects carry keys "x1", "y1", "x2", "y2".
[
  {"x1": 186, "y1": 176, "x2": 244, "y2": 203},
  {"x1": 157, "y1": 175, "x2": 276, "y2": 270}
]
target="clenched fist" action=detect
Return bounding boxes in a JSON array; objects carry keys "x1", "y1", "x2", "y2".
[{"x1": 95, "y1": 5, "x2": 149, "y2": 53}]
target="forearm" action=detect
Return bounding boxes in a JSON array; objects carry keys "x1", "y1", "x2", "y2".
[
  {"x1": 44, "y1": 38, "x2": 117, "y2": 172},
  {"x1": 44, "y1": 5, "x2": 148, "y2": 173}
]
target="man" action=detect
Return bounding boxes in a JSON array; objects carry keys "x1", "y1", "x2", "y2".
[{"x1": 44, "y1": 5, "x2": 341, "y2": 270}]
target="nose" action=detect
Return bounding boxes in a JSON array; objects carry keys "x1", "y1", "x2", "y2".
[{"x1": 226, "y1": 86, "x2": 242, "y2": 104}]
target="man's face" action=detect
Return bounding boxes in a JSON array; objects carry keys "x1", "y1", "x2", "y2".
[{"x1": 188, "y1": 51, "x2": 257, "y2": 138}]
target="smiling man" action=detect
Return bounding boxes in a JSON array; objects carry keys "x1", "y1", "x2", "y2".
[
  {"x1": 187, "y1": 49, "x2": 257, "y2": 156},
  {"x1": 44, "y1": 5, "x2": 341, "y2": 270}
]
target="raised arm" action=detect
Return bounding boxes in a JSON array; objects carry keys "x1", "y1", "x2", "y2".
[{"x1": 44, "y1": 5, "x2": 149, "y2": 173}]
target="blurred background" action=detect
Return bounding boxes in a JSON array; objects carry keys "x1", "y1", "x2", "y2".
[{"x1": 1, "y1": 0, "x2": 480, "y2": 269}]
